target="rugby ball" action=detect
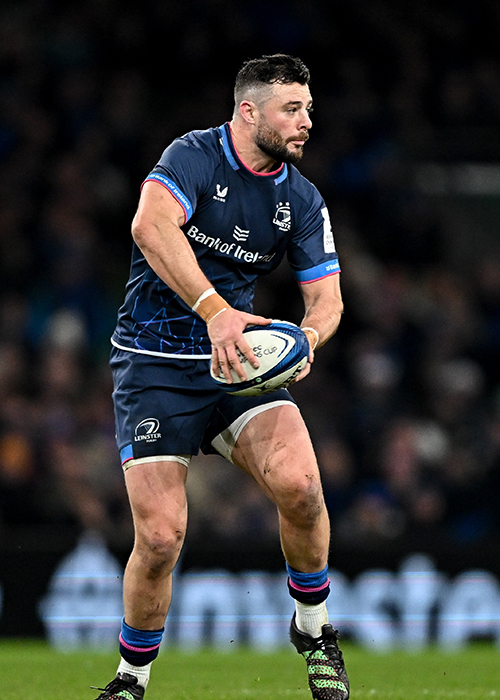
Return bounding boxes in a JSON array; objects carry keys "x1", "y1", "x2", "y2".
[{"x1": 210, "y1": 320, "x2": 309, "y2": 396}]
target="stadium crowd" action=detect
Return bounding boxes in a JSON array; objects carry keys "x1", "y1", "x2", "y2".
[{"x1": 1, "y1": 0, "x2": 500, "y2": 558}]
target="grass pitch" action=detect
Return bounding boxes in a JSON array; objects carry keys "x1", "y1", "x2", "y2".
[{"x1": 1, "y1": 639, "x2": 499, "y2": 699}]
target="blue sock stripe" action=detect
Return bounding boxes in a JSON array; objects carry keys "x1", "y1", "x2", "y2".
[
  {"x1": 121, "y1": 618, "x2": 164, "y2": 648},
  {"x1": 286, "y1": 564, "x2": 329, "y2": 589}
]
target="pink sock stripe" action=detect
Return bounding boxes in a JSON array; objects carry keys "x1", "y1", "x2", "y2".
[
  {"x1": 119, "y1": 634, "x2": 161, "y2": 653},
  {"x1": 288, "y1": 577, "x2": 330, "y2": 593}
]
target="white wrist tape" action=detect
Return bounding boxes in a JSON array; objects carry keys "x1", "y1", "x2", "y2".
[
  {"x1": 301, "y1": 326, "x2": 319, "y2": 350},
  {"x1": 208, "y1": 307, "x2": 228, "y2": 324},
  {"x1": 192, "y1": 287, "x2": 216, "y2": 312}
]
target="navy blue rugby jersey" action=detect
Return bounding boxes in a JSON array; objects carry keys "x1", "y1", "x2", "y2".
[{"x1": 111, "y1": 122, "x2": 340, "y2": 358}]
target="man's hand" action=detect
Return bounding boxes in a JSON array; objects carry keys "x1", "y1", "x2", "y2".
[
  {"x1": 291, "y1": 332, "x2": 315, "y2": 384},
  {"x1": 208, "y1": 308, "x2": 271, "y2": 383}
]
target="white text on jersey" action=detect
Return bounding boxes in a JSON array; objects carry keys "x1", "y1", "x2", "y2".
[{"x1": 186, "y1": 225, "x2": 275, "y2": 264}]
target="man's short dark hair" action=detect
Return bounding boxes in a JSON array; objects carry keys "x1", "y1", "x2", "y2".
[{"x1": 234, "y1": 54, "x2": 310, "y2": 103}]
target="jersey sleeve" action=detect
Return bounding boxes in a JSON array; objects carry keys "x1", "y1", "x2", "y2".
[
  {"x1": 287, "y1": 185, "x2": 340, "y2": 284},
  {"x1": 142, "y1": 132, "x2": 216, "y2": 223}
]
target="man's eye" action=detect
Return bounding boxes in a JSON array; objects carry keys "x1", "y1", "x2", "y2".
[{"x1": 307, "y1": 107, "x2": 314, "y2": 114}]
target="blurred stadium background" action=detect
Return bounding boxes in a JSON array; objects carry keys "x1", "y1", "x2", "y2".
[{"x1": 1, "y1": 0, "x2": 500, "y2": 652}]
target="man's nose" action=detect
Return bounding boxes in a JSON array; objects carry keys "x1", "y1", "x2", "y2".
[{"x1": 300, "y1": 110, "x2": 312, "y2": 129}]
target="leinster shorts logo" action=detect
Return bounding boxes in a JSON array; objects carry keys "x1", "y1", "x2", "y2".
[
  {"x1": 273, "y1": 202, "x2": 291, "y2": 231},
  {"x1": 134, "y1": 417, "x2": 162, "y2": 443}
]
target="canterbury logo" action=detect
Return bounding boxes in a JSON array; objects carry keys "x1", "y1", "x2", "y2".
[{"x1": 233, "y1": 225, "x2": 249, "y2": 242}]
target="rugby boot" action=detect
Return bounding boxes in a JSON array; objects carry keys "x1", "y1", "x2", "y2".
[
  {"x1": 91, "y1": 672, "x2": 145, "y2": 699},
  {"x1": 290, "y1": 613, "x2": 349, "y2": 700}
]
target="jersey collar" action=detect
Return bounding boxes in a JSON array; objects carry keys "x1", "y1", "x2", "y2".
[{"x1": 218, "y1": 123, "x2": 288, "y2": 185}]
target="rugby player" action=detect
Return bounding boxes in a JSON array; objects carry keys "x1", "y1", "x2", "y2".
[{"x1": 93, "y1": 54, "x2": 348, "y2": 700}]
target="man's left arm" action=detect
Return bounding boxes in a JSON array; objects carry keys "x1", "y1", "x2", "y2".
[{"x1": 294, "y1": 273, "x2": 343, "y2": 382}]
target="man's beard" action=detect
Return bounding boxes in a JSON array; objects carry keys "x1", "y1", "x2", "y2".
[{"x1": 255, "y1": 123, "x2": 308, "y2": 166}]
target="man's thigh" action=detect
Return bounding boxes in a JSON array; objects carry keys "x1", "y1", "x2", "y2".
[
  {"x1": 202, "y1": 387, "x2": 298, "y2": 461},
  {"x1": 124, "y1": 458, "x2": 189, "y2": 532},
  {"x1": 230, "y1": 402, "x2": 320, "y2": 502}
]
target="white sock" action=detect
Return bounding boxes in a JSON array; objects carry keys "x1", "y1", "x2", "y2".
[
  {"x1": 295, "y1": 600, "x2": 329, "y2": 638},
  {"x1": 117, "y1": 659, "x2": 152, "y2": 689}
]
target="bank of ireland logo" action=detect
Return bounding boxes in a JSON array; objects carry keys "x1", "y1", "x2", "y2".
[
  {"x1": 134, "y1": 418, "x2": 161, "y2": 443},
  {"x1": 233, "y1": 225, "x2": 249, "y2": 242},
  {"x1": 273, "y1": 201, "x2": 291, "y2": 231},
  {"x1": 213, "y1": 183, "x2": 228, "y2": 202}
]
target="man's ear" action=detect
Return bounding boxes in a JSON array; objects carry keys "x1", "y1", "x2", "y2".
[{"x1": 239, "y1": 100, "x2": 258, "y2": 125}]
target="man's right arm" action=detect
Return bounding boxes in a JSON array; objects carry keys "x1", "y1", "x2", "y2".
[
  {"x1": 131, "y1": 180, "x2": 270, "y2": 380},
  {"x1": 132, "y1": 180, "x2": 212, "y2": 307}
]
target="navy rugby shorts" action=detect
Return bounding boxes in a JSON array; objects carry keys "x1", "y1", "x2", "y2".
[{"x1": 110, "y1": 346, "x2": 297, "y2": 468}]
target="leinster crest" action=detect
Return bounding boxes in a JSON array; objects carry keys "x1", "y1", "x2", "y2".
[{"x1": 273, "y1": 202, "x2": 291, "y2": 232}]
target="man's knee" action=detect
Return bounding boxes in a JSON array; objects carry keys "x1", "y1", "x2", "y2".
[
  {"x1": 134, "y1": 523, "x2": 186, "y2": 577},
  {"x1": 277, "y1": 471, "x2": 325, "y2": 526}
]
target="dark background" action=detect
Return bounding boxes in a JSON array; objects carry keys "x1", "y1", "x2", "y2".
[{"x1": 2, "y1": 0, "x2": 500, "y2": 636}]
